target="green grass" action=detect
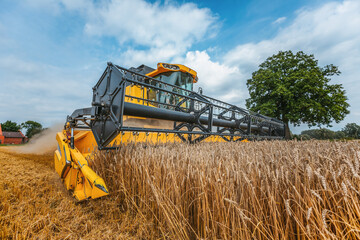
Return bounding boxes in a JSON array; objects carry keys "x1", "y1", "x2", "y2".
[{"x1": 0, "y1": 144, "x2": 26, "y2": 146}]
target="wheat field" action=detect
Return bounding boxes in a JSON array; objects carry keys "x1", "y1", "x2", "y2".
[{"x1": 1, "y1": 140, "x2": 360, "y2": 239}]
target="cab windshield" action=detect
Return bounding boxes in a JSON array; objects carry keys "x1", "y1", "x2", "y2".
[
  {"x1": 155, "y1": 71, "x2": 193, "y2": 91},
  {"x1": 148, "y1": 71, "x2": 194, "y2": 108}
]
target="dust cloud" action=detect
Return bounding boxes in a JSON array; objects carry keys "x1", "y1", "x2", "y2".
[{"x1": 13, "y1": 123, "x2": 64, "y2": 154}]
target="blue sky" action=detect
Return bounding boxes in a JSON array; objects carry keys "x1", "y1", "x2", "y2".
[{"x1": 0, "y1": 0, "x2": 358, "y2": 133}]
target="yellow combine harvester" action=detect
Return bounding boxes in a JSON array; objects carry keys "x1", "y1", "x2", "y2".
[{"x1": 55, "y1": 62, "x2": 285, "y2": 201}]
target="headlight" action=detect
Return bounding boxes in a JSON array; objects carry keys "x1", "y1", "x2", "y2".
[{"x1": 162, "y1": 63, "x2": 180, "y2": 70}]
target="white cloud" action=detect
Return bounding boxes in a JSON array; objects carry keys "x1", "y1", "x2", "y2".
[
  {"x1": 272, "y1": 16, "x2": 286, "y2": 24},
  {"x1": 182, "y1": 51, "x2": 245, "y2": 104},
  {"x1": 61, "y1": 0, "x2": 217, "y2": 66},
  {"x1": 219, "y1": 0, "x2": 360, "y2": 131},
  {"x1": 88, "y1": 1, "x2": 215, "y2": 46},
  {"x1": 119, "y1": 44, "x2": 182, "y2": 67}
]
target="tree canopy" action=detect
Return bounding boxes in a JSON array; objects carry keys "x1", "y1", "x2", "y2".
[
  {"x1": 1, "y1": 120, "x2": 21, "y2": 132},
  {"x1": 246, "y1": 50, "x2": 349, "y2": 139},
  {"x1": 342, "y1": 123, "x2": 360, "y2": 139},
  {"x1": 299, "y1": 128, "x2": 342, "y2": 140},
  {"x1": 293, "y1": 123, "x2": 360, "y2": 140},
  {"x1": 21, "y1": 120, "x2": 43, "y2": 138}
]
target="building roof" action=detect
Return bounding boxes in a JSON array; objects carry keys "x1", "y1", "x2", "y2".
[{"x1": 2, "y1": 131, "x2": 26, "y2": 138}]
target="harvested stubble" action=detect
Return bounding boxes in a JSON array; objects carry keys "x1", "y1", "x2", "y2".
[
  {"x1": 91, "y1": 140, "x2": 360, "y2": 239},
  {"x1": 0, "y1": 150, "x2": 151, "y2": 239}
]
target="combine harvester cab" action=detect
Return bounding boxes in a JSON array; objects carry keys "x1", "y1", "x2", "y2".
[{"x1": 55, "y1": 62, "x2": 285, "y2": 201}]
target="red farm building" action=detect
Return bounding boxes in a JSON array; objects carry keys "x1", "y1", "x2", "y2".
[{"x1": 0, "y1": 124, "x2": 27, "y2": 144}]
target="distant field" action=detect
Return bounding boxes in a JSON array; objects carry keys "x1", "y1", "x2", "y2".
[
  {"x1": 0, "y1": 144, "x2": 26, "y2": 147},
  {"x1": 1, "y1": 140, "x2": 360, "y2": 239}
]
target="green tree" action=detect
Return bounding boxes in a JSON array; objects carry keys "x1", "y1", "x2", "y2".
[
  {"x1": 334, "y1": 131, "x2": 346, "y2": 139},
  {"x1": 21, "y1": 121, "x2": 43, "y2": 138},
  {"x1": 1, "y1": 120, "x2": 21, "y2": 131},
  {"x1": 246, "y1": 50, "x2": 349, "y2": 139},
  {"x1": 342, "y1": 123, "x2": 360, "y2": 139},
  {"x1": 300, "y1": 134, "x2": 311, "y2": 140},
  {"x1": 301, "y1": 128, "x2": 336, "y2": 140}
]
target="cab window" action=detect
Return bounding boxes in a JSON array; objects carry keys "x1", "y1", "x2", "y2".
[{"x1": 148, "y1": 71, "x2": 193, "y2": 109}]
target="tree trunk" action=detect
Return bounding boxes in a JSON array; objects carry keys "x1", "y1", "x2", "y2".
[{"x1": 284, "y1": 121, "x2": 291, "y2": 140}]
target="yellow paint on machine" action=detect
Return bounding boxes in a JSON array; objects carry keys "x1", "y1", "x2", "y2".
[{"x1": 55, "y1": 131, "x2": 108, "y2": 201}]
